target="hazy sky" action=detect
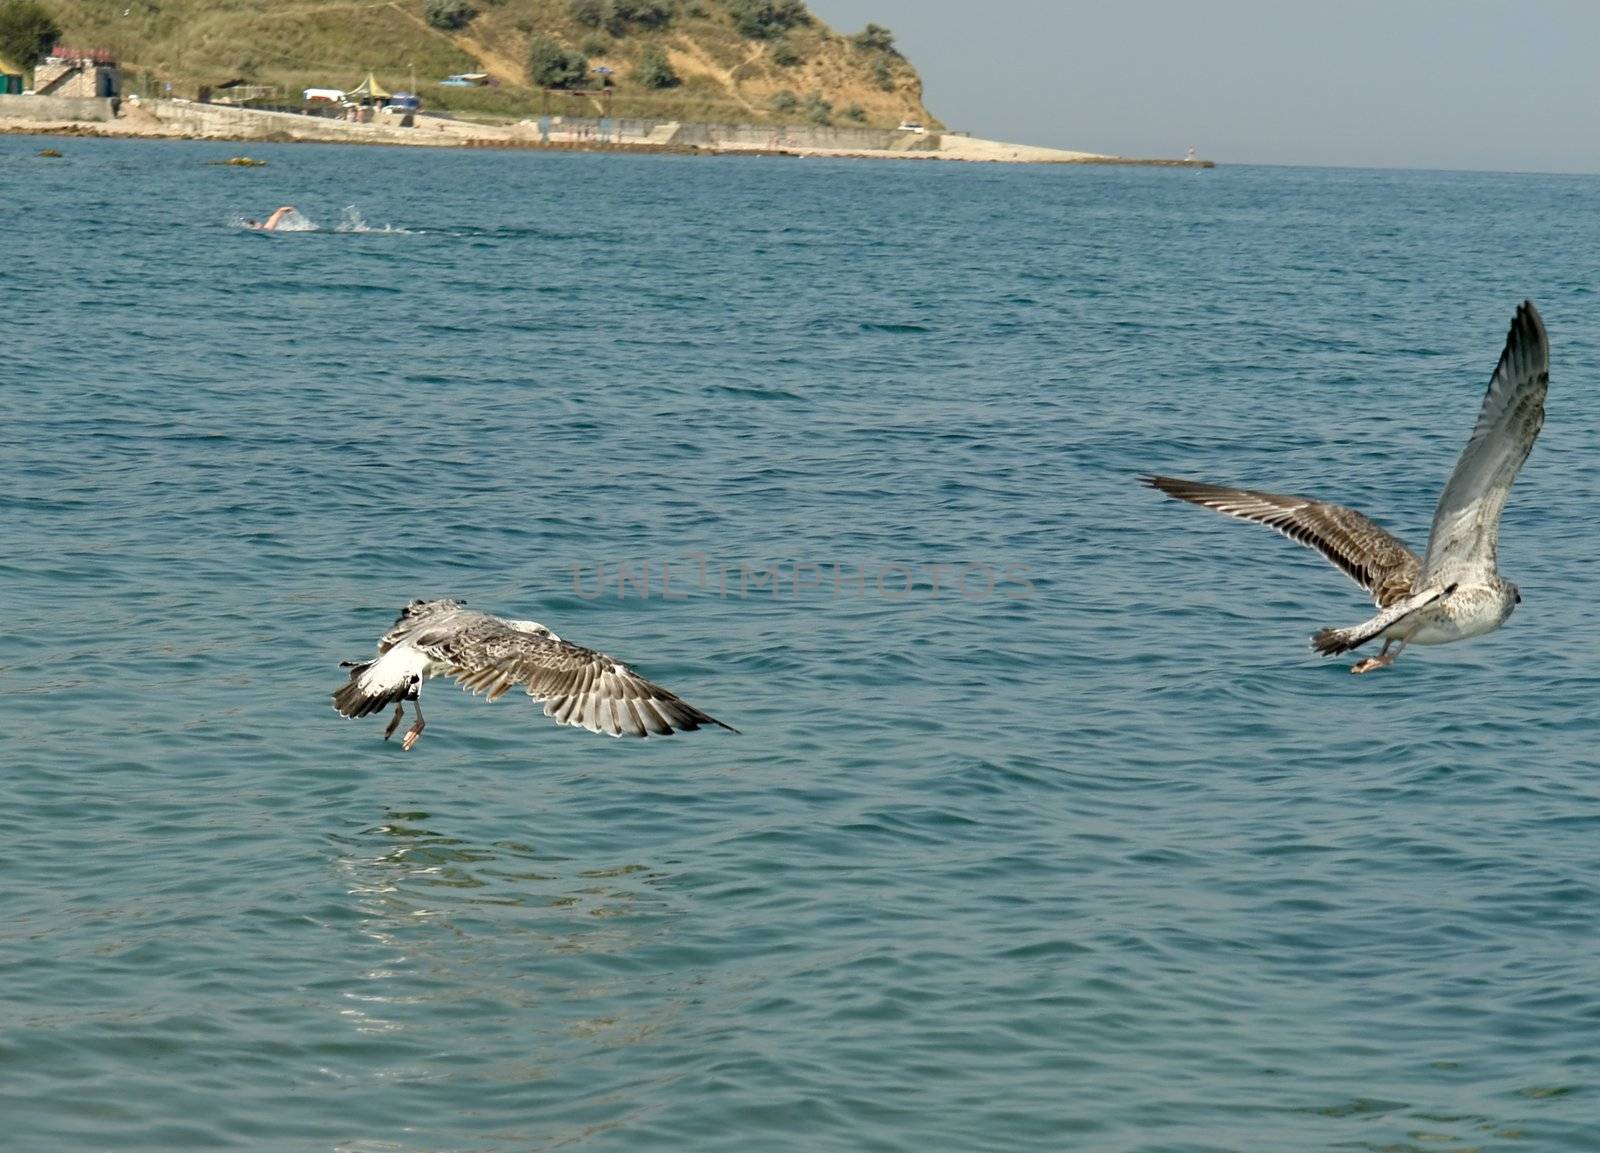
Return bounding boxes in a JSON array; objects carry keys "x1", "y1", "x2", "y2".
[{"x1": 806, "y1": 0, "x2": 1600, "y2": 172}]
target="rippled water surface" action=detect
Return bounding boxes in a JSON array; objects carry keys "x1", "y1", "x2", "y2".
[{"x1": 6, "y1": 136, "x2": 1600, "y2": 1151}]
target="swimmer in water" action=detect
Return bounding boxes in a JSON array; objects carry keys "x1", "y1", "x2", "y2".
[{"x1": 246, "y1": 206, "x2": 297, "y2": 231}]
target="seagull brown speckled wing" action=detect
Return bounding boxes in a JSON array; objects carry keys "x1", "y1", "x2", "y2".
[
  {"x1": 1142, "y1": 475, "x2": 1421, "y2": 607},
  {"x1": 420, "y1": 615, "x2": 737, "y2": 739}
]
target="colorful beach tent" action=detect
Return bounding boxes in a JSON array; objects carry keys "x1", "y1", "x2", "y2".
[{"x1": 346, "y1": 73, "x2": 391, "y2": 100}]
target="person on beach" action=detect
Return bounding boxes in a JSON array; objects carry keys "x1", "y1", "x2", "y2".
[{"x1": 246, "y1": 206, "x2": 297, "y2": 231}]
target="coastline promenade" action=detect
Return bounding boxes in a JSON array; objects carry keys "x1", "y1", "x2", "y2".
[{"x1": 0, "y1": 96, "x2": 1214, "y2": 166}]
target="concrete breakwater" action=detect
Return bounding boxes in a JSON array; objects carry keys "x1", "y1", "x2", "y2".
[{"x1": 0, "y1": 95, "x2": 116, "y2": 122}]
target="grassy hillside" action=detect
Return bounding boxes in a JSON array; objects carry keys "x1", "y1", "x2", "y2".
[{"x1": 36, "y1": 0, "x2": 938, "y2": 127}]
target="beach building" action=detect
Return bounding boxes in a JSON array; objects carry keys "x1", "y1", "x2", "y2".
[
  {"x1": 206, "y1": 79, "x2": 281, "y2": 105},
  {"x1": 32, "y1": 47, "x2": 120, "y2": 98}
]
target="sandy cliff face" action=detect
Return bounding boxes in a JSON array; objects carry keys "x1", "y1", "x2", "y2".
[{"x1": 40, "y1": 0, "x2": 938, "y2": 128}]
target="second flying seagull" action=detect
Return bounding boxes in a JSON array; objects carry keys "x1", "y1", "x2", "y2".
[
  {"x1": 334, "y1": 599, "x2": 738, "y2": 748},
  {"x1": 1143, "y1": 301, "x2": 1548, "y2": 673}
]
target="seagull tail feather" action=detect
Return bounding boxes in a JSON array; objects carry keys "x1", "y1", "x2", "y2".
[
  {"x1": 332, "y1": 659, "x2": 406, "y2": 718},
  {"x1": 1310, "y1": 624, "x2": 1369, "y2": 657}
]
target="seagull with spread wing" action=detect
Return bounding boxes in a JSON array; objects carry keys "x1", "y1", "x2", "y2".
[
  {"x1": 333, "y1": 599, "x2": 738, "y2": 749},
  {"x1": 1143, "y1": 300, "x2": 1549, "y2": 674}
]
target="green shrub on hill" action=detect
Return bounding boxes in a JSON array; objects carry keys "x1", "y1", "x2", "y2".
[
  {"x1": 0, "y1": 0, "x2": 59, "y2": 68},
  {"x1": 424, "y1": 0, "x2": 476, "y2": 31},
  {"x1": 528, "y1": 37, "x2": 589, "y2": 88},
  {"x1": 724, "y1": 0, "x2": 808, "y2": 40},
  {"x1": 570, "y1": 0, "x2": 670, "y2": 35},
  {"x1": 850, "y1": 23, "x2": 894, "y2": 54},
  {"x1": 632, "y1": 43, "x2": 677, "y2": 88},
  {"x1": 614, "y1": 0, "x2": 671, "y2": 29}
]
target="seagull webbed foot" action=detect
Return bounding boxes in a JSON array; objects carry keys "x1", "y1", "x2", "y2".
[{"x1": 1349, "y1": 639, "x2": 1401, "y2": 675}]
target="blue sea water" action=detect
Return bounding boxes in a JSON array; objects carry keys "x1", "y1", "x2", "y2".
[{"x1": 5, "y1": 135, "x2": 1600, "y2": 1152}]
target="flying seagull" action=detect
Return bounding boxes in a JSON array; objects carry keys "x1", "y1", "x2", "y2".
[
  {"x1": 333, "y1": 599, "x2": 738, "y2": 748},
  {"x1": 1143, "y1": 300, "x2": 1548, "y2": 674}
]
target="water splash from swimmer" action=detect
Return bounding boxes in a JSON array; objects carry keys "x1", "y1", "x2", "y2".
[
  {"x1": 232, "y1": 206, "x2": 414, "y2": 234},
  {"x1": 270, "y1": 209, "x2": 318, "y2": 232},
  {"x1": 336, "y1": 205, "x2": 414, "y2": 233},
  {"x1": 234, "y1": 209, "x2": 317, "y2": 232}
]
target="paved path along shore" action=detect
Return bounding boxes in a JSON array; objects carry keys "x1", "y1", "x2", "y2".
[{"x1": 0, "y1": 97, "x2": 1213, "y2": 166}]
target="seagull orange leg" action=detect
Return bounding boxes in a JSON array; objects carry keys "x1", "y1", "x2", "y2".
[
  {"x1": 1350, "y1": 639, "x2": 1402, "y2": 675},
  {"x1": 401, "y1": 697, "x2": 426, "y2": 751}
]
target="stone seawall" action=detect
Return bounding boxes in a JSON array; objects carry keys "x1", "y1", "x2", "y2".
[
  {"x1": 139, "y1": 100, "x2": 440, "y2": 144},
  {"x1": 672, "y1": 121, "x2": 936, "y2": 151},
  {"x1": 0, "y1": 95, "x2": 116, "y2": 122},
  {"x1": 540, "y1": 115, "x2": 936, "y2": 152}
]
